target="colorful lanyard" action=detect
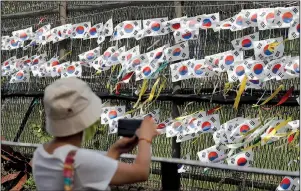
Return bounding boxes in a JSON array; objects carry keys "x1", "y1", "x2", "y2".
[{"x1": 63, "y1": 150, "x2": 77, "y2": 191}]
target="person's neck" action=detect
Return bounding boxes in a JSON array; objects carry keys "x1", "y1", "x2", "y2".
[{"x1": 53, "y1": 132, "x2": 83, "y2": 147}]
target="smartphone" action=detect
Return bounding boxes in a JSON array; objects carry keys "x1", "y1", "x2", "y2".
[{"x1": 117, "y1": 119, "x2": 143, "y2": 137}]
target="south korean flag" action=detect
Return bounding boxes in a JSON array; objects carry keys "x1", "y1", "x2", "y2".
[
  {"x1": 214, "y1": 18, "x2": 232, "y2": 32},
  {"x1": 227, "y1": 150, "x2": 254, "y2": 167},
  {"x1": 35, "y1": 24, "x2": 51, "y2": 44},
  {"x1": 103, "y1": 18, "x2": 114, "y2": 37},
  {"x1": 12, "y1": 27, "x2": 33, "y2": 42},
  {"x1": 143, "y1": 17, "x2": 169, "y2": 37},
  {"x1": 7, "y1": 36, "x2": 24, "y2": 50},
  {"x1": 197, "y1": 144, "x2": 227, "y2": 163},
  {"x1": 244, "y1": 59, "x2": 268, "y2": 80},
  {"x1": 177, "y1": 154, "x2": 191, "y2": 173},
  {"x1": 157, "y1": 118, "x2": 173, "y2": 135},
  {"x1": 101, "y1": 106, "x2": 126, "y2": 125},
  {"x1": 71, "y1": 22, "x2": 91, "y2": 39},
  {"x1": 44, "y1": 57, "x2": 60, "y2": 76},
  {"x1": 285, "y1": 56, "x2": 299, "y2": 78},
  {"x1": 288, "y1": 18, "x2": 300, "y2": 40},
  {"x1": 50, "y1": 62, "x2": 69, "y2": 77},
  {"x1": 231, "y1": 32, "x2": 259, "y2": 51},
  {"x1": 146, "y1": 45, "x2": 168, "y2": 64},
  {"x1": 227, "y1": 61, "x2": 250, "y2": 83},
  {"x1": 213, "y1": 129, "x2": 229, "y2": 145},
  {"x1": 51, "y1": 24, "x2": 72, "y2": 43},
  {"x1": 193, "y1": 114, "x2": 220, "y2": 134},
  {"x1": 173, "y1": 28, "x2": 199, "y2": 43},
  {"x1": 263, "y1": 57, "x2": 292, "y2": 81},
  {"x1": 170, "y1": 59, "x2": 194, "y2": 82},
  {"x1": 13, "y1": 56, "x2": 29, "y2": 71},
  {"x1": 1, "y1": 36, "x2": 10, "y2": 50},
  {"x1": 176, "y1": 131, "x2": 201, "y2": 143},
  {"x1": 219, "y1": 50, "x2": 243, "y2": 72},
  {"x1": 112, "y1": 20, "x2": 141, "y2": 40},
  {"x1": 30, "y1": 54, "x2": 47, "y2": 77},
  {"x1": 85, "y1": 23, "x2": 103, "y2": 39},
  {"x1": 61, "y1": 61, "x2": 82, "y2": 78},
  {"x1": 166, "y1": 16, "x2": 187, "y2": 32},
  {"x1": 181, "y1": 16, "x2": 202, "y2": 30},
  {"x1": 274, "y1": 6, "x2": 299, "y2": 28},
  {"x1": 126, "y1": 54, "x2": 149, "y2": 73},
  {"x1": 103, "y1": 46, "x2": 118, "y2": 64},
  {"x1": 108, "y1": 114, "x2": 131, "y2": 134},
  {"x1": 9, "y1": 69, "x2": 30, "y2": 83},
  {"x1": 78, "y1": 47, "x2": 101, "y2": 66},
  {"x1": 142, "y1": 109, "x2": 160, "y2": 124},
  {"x1": 253, "y1": 37, "x2": 284, "y2": 60},
  {"x1": 190, "y1": 59, "x2": 215, "y2": 78},
  {"x1": 1, "y1": 56, "x2": 16, "y2": 76},
  {"x1": 182, "y1": 112, "x2": 204, "y2": 136},
  {"x1": 107, "y1": 46, "x2": 125, "y2": 66},
  {"x1": 257, "y1": 8, "x2": 278, "y2": 30},
  {"x1": 246, "y1": 79, "x2": 265, "y2": 90},
  {"x1": 230, "y1": 12, "x2": 249, "y2": 31},
  {"x1": 204, "y1": 52, "x2": 223, "y2": 72},
  {"x1": 118, "y1": 45, "x2": 140, "y2": 64},
  {"x1": 242, "y1": 9, "x2": 258, "y2": 27},
  {"x1": 92, "y1": 56, "x2": 111, "y2": 72},
  {"x1": 163, "y1": 41, "x2": 189, "y2": 62},
  {"x1": 135, "y1": 61, "x2": 159, "y2": 81},
  {"x1": 166, "y1": 119, "x2": 185, "y2": 138},
  {"x1": 200, "y1": 13, "x2": 220, "y2": 29},
  {"x1": 228, "y1": 118, "x2": 260, "y2": 144},
  {"x1": 276, "y1": 176, "x2": 299, "y2": 191}
]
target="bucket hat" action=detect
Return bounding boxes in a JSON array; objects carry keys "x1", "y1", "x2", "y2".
[{"x1": 43, "y1": 77, "x2": 102, "y2": 137}]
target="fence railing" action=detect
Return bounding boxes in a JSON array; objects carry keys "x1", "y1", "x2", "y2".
[{"x1": 1, "y1": 141, "x2": 299, "y2": 191}]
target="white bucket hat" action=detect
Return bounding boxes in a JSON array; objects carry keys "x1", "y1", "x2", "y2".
[{"x1": 43, "y1": 77, "x2": 102, "y2": 137}]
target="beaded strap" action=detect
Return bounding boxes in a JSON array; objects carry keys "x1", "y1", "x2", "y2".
[{"x1": 63, "y1": 150, "x2": 77, "y2": 191}]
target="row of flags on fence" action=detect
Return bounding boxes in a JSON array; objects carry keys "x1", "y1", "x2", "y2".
[{"x1": 1, "y1": 6, "x2": 299, "y2": 50}]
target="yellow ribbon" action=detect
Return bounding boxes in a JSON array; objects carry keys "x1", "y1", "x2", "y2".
[
  {"x1": 262, "y1": 117, "x2": 291, "y2": 143},
  {"x1": 224, "y1": 82, "x2": 233, "y2": 95},
  {"x1": 133, "y1": 79, "x2": 148, "y2": 108},
  {"x1": 58, "y1": 51, "x2": 72, "y2": 61},
  {"x1": 257, "y1": 85, "x2": 284, "y2": 107},
  {"x1": 233, "y1": 75, "x2": 247, "y2": 110},
  {"x1": 267, "y1": 39, "x2": 289, "y2": 52},
  {"x1": 144, "y1": 77, "x2": 161, "y2": 103}
]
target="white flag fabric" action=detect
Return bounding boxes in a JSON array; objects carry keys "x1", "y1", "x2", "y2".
[
  {"x1": 200, "y1": 13, "x2": 220, "y2": 29},
  {"x1": 177, "y1": 154, "x2": 190, "y2": 173},
  {"x1": 61, "y1": 61, "x2": 82, "y2": 78},
  {"x1": 156, "y1": 118, "x2": 173, "y2": 135},
  {"x1": 107, "y1": 46, "x2": 125, "y2": 66},
  {"x1": 253, "y1": 37, "x2": 284, "y2": 60},
  {"x1": 276, "y1": 176, "x2": 299, "y2": 191},
  {"x1": 126, "y1": 54, "x2": 149, "y2": 73},
  {"x1": 12, "y1": 27, "x2": 33, "y2": 42},
  {"x1": 173, "y1": 28, "x2": 199, "y2": 43},
  {"x1": 257, "y1": 8, "x2": 278, "y2": 30},
  {"x1": 231, "y1": 32, "x2": 259, "y2": 50},
  {"x1": 101, "y1": 106, "x2": 126, "y2": 125},
  {"x1": 227, "y1": 60, "x2": 249, "y2": 83},
  {"x1": 103, "y1": 18, "x2": 114, "y2": 37},
  {"x1": 84, "y1": 23, "x2": 103, "y2": 39},
  {"x1": 143, "y1": 17, "x2": 169, "y2": 36},
  {"x1": 274, "y1": 6, "x2": 299, "y2": 28},
  {"x1": 1, "y1": 36, "x2": 10, "y2": 50},
  {"x1": 112, "y1": 20, "x2": 142, "y2": 40},
  {"x1": 30, "y1": 54, "x2": 47, "y2": 77},
  {"x1": 35, "y1": 24, "x2": 51, "y2": 44},
  {"x1": 181, "y1": 16, "x2": 202, "y2": 30},
  {"x1": 7, "y1": 36, "x2": 24, "y2": 50},
  {"x1": 163, "y1": 41, "x2": 189, "y2": 62},
  {"x1": 9, "y1": 69, "x2": 30, "y2": 83},
  {"x1": 285, "y1": 56, "x2": 299, "y2": 78},
  {"x1": 118, "y1": 45, "x2": 140, "y2": 63},
  {"x1": 170, "y1": 59, "x2": 194, "y2": 82},
  {"x1": 92, "y1": 56, "x2": 111, "y2": 72},
  {"x1": 51, "y1": 24, "x2": 72, "y2": 43},
  {"x1": 264, "y1": 57, "x2": 294, "y2": 81},
  {"x1": 288, "y1": 18, "x2": 300, "y2": 40},
  {"x1": 244, "y1": 59, "x2": 268, "y2": 80},
  {"x1": 214, "y1": 18, "x2": 232, "y2": 32},
  {"x1": 230, "y1": 13, "x2": 249, "y2": 31},
  {"x1": 242, "y1": 9, "x2": 258, "y2": 27},
  {"x1": 108, "y1": 114, "x2": 131, "y2": 134},
  {"x1": 71, "y1": 22, "x2": 91, "y2": 39},
  {"x1": 103, "y1": 46, "x2": 118, "y2": 64}
]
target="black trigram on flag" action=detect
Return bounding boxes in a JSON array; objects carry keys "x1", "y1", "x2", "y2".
[
  {"x1": 146, "y1": 21, "x2": 151, "y2": 26},
  {"x1": 211, "y1": 15, "x2": 216, "y2": 20},
  {"x1": 245, "y1": 152, "x2": 251, "y2": 157},
  {"x1": 257, "y1": 43, "x2": 262, "y2": 49},
  {"x1": 260, "y1": 22, "x2": 266, "y2": 28},
  {"x1": 210, "y1": 117, "x2": 216, "y2": 123},
  {"x1": 249, "y1": 120, "x2": 255, "y2": 126},
  {"x1": 292, "y1": 7, "x2": 298, "y2": 14}
]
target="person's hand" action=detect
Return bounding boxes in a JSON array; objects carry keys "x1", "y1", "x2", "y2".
[
  {"x1": 135, "y1": 116, "x2": 159, "y2": 141},
  {"x1": 107, "y1": 136, "x2": 138, "y2": 159}
]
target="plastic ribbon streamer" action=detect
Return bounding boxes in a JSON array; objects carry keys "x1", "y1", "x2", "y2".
[
  {"x1": 133, "y1": 79, "x2": 148, "y2": 108},
  {"x1": 233, "y1": 75, "x2": 248, "y2": 110},
  {"x1": 261, "y1": 87, "x2": 294, "y2": 110},
  {"x1": 267, "y1": 38, "x2": 289, "y2": 52},
  {"x1": 252, "y1": 85, "x2": 284, "y2": 107}
]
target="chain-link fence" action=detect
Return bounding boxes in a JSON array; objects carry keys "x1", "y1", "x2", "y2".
[{"x1": 1, "y1": 1, "x2": 300, "y2": 191}]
